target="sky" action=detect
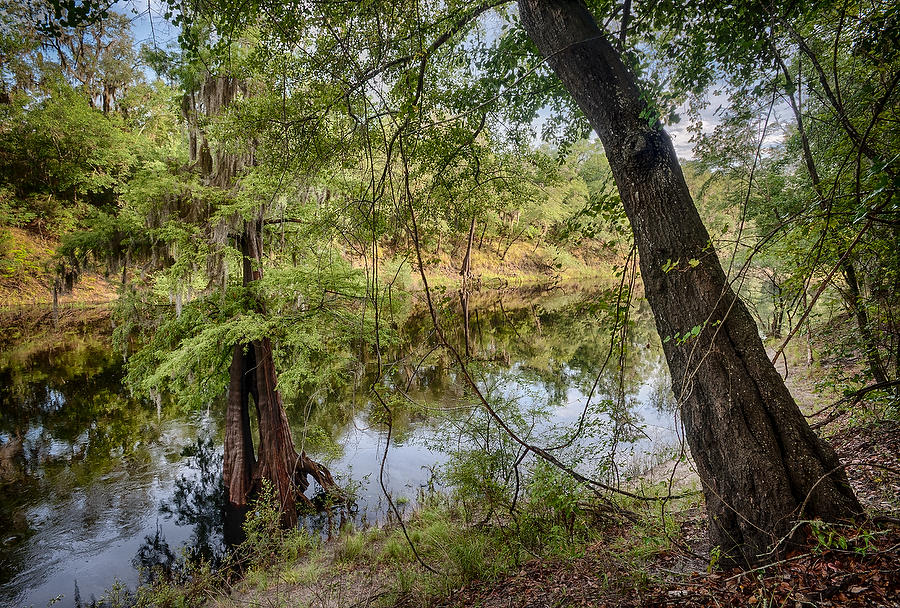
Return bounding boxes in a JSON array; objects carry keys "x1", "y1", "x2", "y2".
[
  {"x1": 110, "y1": 1, "x2": 764, "y2": 162},
  {"x1": 114, "y1": 0, "x2": 179, "y2": 49}
]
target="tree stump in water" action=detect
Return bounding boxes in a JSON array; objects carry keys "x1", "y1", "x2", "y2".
[{"x1": 224, "y1": 339, "x2": 340, "y2": 527}]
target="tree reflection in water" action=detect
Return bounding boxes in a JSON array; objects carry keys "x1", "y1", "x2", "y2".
[{"x1": 133, "y1": 437, "x2": 226, "y2": 583}]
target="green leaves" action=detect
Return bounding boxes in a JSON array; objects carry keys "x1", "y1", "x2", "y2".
[{"x1": 663, "y1": 322, "x2": 704, "y2": 346}]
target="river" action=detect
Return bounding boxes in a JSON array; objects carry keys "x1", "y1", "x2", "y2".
[{"x1": 0, "y1": 288, "x2": 678, "y2": 607}]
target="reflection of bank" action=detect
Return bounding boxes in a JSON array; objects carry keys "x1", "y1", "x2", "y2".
[
  {"x1": 2, "y1": 287, "x2": 675, "y2": 606},
  {"x1": 0, "y1": 335, "x2": 226, "y2": 608},
  {"x1": 0, "y1": 432, "x2": 23, "y2": 482},
  {"x1": 310, "y1": 287, "x2": 674, "y2": 528}
]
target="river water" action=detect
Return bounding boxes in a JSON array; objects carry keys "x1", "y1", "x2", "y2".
[{"x1": 0, "y1": 288, "x2": 678, "y2": 607}]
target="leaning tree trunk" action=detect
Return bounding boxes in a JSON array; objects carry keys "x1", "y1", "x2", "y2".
[{"x1": 519, "y1": 0, "x2": 862, "y2": 567}]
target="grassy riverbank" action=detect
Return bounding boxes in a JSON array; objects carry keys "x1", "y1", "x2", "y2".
[
  {"x1": 126, "y1": 418, "x2": 900, "y2": 608},
  {"x1": 119, "y1": 339, "x2": 900, "y2": 608}
]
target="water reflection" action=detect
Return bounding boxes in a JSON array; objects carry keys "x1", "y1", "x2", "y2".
[
  {"x1": 132, "y1": 437, "x2": 226, "y2": 586},
  {"x1": 0, "y1": 337, "x2": 223, "y2": 608},
  {"x1": 0, "y1": 287, "x2": 677, "y2": 606},
  {"x1": 288, "y1": 286, "x2": 676, "y2": 523}
]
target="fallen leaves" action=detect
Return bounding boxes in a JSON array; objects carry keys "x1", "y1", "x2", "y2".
[
  {"x1": 427, "y1": 419, "x2": 900, "y2": 608},
  {"x1": 643, "y1": 531, "x2": 900, "y2": 607}
]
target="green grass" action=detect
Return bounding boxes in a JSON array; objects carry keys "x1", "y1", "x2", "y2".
[{"x1": 111, "y1": 467, "x2": 704, "y2": 608}]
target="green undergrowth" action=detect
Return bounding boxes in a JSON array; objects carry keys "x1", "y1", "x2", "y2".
[
  {"x1": 386, "y1": 238, "x2": 621, "y2": 292},
  {"x1": 125, "y1": 472, "x2": 701, "y2": 608},
  {"x1": 769, "y1": 330, "x2": 900, "y2": 428}
]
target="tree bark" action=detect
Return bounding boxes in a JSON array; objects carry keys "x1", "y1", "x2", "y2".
[
  {"x1": 222, "y1": 223, "x2": 338, "y2": 525},
  {"x1": 224, "y1": 344, "x2": 256, "y2": 507},
  {"x1": 460, "y1": 214, "x2": 476, "y2": 282},
  {"x1": 188, "y1": 74, "x2": 337, "y2": 524},
  {"x1": 518, "y1": 0, "x2": 862, "y2": 567}
]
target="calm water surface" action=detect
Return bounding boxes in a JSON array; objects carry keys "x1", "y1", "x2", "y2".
[{"x1": 0, "y1": 289, "x2": 677, "y2": 607}]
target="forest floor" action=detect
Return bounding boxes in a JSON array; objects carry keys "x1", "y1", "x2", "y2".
[{"x1": 425, "y1": 430, "x2": 900, "y2": 608}]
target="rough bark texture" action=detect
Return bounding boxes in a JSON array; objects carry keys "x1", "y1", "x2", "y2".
[
  {"x1": 188, "y1": 73, "x2": 337, "y2": 525},
  {"x1": 518, "y1": 0, "x2": 862, "y2": 566},
  {"x1": 224, "y1": 343, "x2": 256, "y2": 507},
  {"x1": 223, "y1": 221, "x2": 338, "y2": 526}
]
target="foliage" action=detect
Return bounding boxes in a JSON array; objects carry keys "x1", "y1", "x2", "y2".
[
  {"x1": 691, "y1": 0, "x2": 900, "y2": 391},
  {"x1": 5, "y1": 0, "x2": 898, "y2": 602}
]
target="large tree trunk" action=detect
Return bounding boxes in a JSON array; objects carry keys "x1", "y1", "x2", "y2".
[
  {"x1": 221, "y1": 222, "x2": 338, "y2": 525},
  {"x1": 189, "y1": 74, "x2": 337, "y2": 525},
  {"x1": 251, "y1": 336, "x2": 305, "y2": 523},
  {"x1": 519, "y1": 0, "x2": 862, "y2": 567}
]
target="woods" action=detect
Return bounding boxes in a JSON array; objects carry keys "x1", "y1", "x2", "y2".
[
  {"x1": 518, "y1": 0, "x2": 863, "y2": 567},
  {"x1": 1, "y1": 0, "x2": 898, "y2": 605}
]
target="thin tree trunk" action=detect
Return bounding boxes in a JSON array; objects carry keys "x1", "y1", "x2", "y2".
[
  {"x1": 52, "y1": 282, "x2": 59, "y2": 329},
  {"x1": 460, "y1": 288, "x2": 471, "y2": 358},
  {"x1": 519, "y1": 0, "x2": 862, "y2": 567},
  {"x1": 776, "y1": 49, "x2": 886, "y2": 387},
  {"x1": 803, "y1": 288, "x2": 814, "y2": 366},
  {"x1": 842, "y1": 260, "x2": 889, "y2": 385},
  {"x1": 501, "y1": 225, "x2": 528, "y2": 261},
  {"x1": 460, "y1": 215, "x2": 476, "y2": 282},
  {"x1": 770, "y1": 276, "x2": 784, "y2": 338},
  {"x1": 121, "y1": 250, "x2": 129, "y2": 288}
]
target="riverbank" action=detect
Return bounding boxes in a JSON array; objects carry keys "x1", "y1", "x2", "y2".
[
  {"x1": 2, "y1": 225, "x2": 619, "y2": 301},
  {"x1": 399, "y1": 238, "x2": 619, "y2": 291},
  {"x1": 132, "y1": 346, "x2": 900, "y2": 608},
  {"x1": 0, "y1": 227, "x2": 118, "y2": 306},
  {"x1": 141, "y1": 419, "x2": 898, "y2": 608},
  {"x1": 0, "y1": 225, "x2": 619, "y2": 339}
]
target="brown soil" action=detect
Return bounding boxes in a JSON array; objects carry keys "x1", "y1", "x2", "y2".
[{"x1": 0, "y1": 227, "x2": 118, "y2": 305}]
